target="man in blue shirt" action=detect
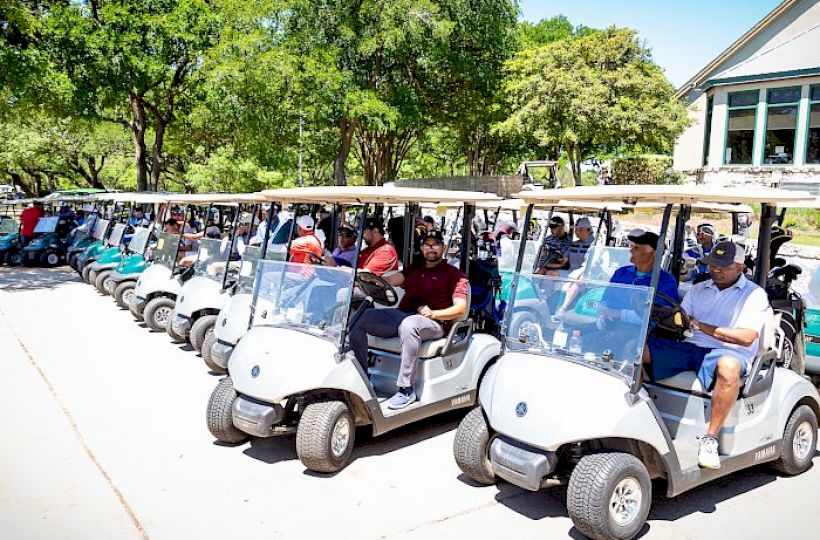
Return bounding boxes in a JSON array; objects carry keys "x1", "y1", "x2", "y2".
[{"x1": 684, "y1": 223, "x2": 716, "y2": 277}]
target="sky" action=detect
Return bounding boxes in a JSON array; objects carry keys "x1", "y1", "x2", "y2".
[{"x1": 519, "y1": 0, "x2": 783, "y2": 88}]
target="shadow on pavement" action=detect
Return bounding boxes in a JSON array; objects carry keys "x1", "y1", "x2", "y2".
[
  {"x1": 0, "y1": 266, "x2": 80, "y2": 292},
  {"x1": 244, "y1": 434, "x2": 298, "y2": 464}
]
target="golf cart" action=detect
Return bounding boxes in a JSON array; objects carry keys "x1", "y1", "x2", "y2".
[
  {"x1": 205, "y1": 203, "x2": 294, "y2": 372},
  {"x1": 0, "y1": 211, "x2": 22, "y2": 265},
  {"x1": 453, "y1": 185, "x2": 819, "y2": 540},
  {"x1": 206, "y1": 186, "x2": 504, "y2": 473},
  {"x1": 167, "y1": 194, "x2": 266, "y2": 348},
  {"x1": 20, "y1": 200, "x2": 77, "y2": 267}
]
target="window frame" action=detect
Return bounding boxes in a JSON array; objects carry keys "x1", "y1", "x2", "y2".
[
  {"x1": 723, "y1": 90, "x2": 759, "y2": 166},
  {"x1": 703, "y1": 95, "x2": 714, "y2": 166},
  {"x1": 762, "y1": 86, "x2": 801, "y2": 166},
  {"x1": 804, "y1": 85, "x2": 820, "y2": 165}
]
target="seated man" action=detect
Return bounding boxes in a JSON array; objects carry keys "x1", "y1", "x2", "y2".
[
  {"x1": 536, "y1": 216, "x2": 571, "y2": 274},
  {"x1": 348, "y1": 230, "x2": 468, "y2": 409},
  {"x1": 356, "y1": 217, "x2": 398, "y2": 276},
  {"x1": 646, "y1": 241, "x2": 768, "y2": 470},
  {"x1": 684, "y1": 223, "x2": 717, "y2": 278},
  {"x1": 325, "y1": 224, "x2": 358, "y2": 267},
  {"x1": 289, "y1": 215, "x2": 323, "y2": 264},
  {"x1": 567, "y1": 217, "x2": 595, "y2": 271}
]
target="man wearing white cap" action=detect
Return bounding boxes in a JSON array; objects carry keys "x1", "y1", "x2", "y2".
[{"x1": 289, "y1": 214, "x2": 323, "y2": 264}]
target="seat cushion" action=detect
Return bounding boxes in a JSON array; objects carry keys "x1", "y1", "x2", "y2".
[
  {"x1": 657, "y1": 371, "x2": 705, "y2": 394},
  {"x1": 368, "y1": 335, "x2": 446, "y2": 359}
]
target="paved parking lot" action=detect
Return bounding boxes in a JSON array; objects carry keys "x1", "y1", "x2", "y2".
[{"x1": 1, "y1": 266, "x2": 818, "y2": 540}]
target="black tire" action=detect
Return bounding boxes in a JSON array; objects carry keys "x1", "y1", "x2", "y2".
[
  {"x1": 94, "y1": 270, "x2": 112, "y2": 294},
  {"x1": 41, "y1": 251, "x2": 61, "y2": 267},
  {"x1": 567, "y1": 452, "x2": 651, "y2": 540},
  {"x1": 771, "y1": 405, "x2": 817, "y2": 476},
  {"x1": 453, "y1": 407, "x2": 496, "y2": 485},
  {"x1": 201, "y1": 328, "x2": 224, "y2": 373},
  {"x1": 144, "y1": 297, "x2": 175, "y2": 332},
  {"x1": 68, "y1": 253, "x2": 79, "y2": 270},
  {"x1": 507, "y1": 309, "x2": 540, "y2": 341},
  {"x1": 206, "y1": 377, "x2": 248, "y2": 444},
  {"x1": 5, "y1": 251, "x2": 23, "y2": 266},
  {"x1": 190, "y1": 314, "x2": 218, "y2": 353},
  {"x1": 85, "y1": 267, "x2": 97, "y2": 285},
  {"x1": 296, "y1": 401, "x2": 356, "y2": 473},
  {"x1": 115, "y1": 281, "x2": 137, "y2": 310}
]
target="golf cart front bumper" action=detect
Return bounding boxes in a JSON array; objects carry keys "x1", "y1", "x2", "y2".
[
  {"x1": 171, "y1": 314, "x2": 192, "y2": 337},
  {"x1": 108, "y1": 270, "x2": 141, "y2": 284},
  {"x1": 89, "y1": 261, "x2": 118, "y2": 272},
  {"x1": 211, "y1": 340, "x2": 234, "y2": 369},
  {"x1": 232, "y1": 395, "x2": 285, "y2": 437},
  {"x1": 131, "y1": 296, "x2": 148, "y2": 316},
  {"x1": 489, "y1": 437, "x2": 558, "y2": 492}
]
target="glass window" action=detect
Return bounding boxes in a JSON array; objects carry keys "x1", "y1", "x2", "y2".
[
  {"x1": 703, "y1": 96, "x2": 714, "y2": 166},
  {"x1": 728, "y1": 91, "x2": 758, "y2": 107},
  {"x1": 764, "y1": 100, "x2": 799, "y2": 165},
  {"x1": 767, "y1": 87, "x2": 801, "y2": 105},
  {"x1": 725, "y1": 108, "x2": 756, "y2": 165},
  {"x1": 809, "y1": 85, "x2": 820, "y2": 101},
  {"x1": 807, "y1": 103, "x2": 820, "y2": 164}
]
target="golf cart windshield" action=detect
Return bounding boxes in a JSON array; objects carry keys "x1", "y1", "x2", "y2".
[
  {"x1": 236, "y1": 245, "x2": 287, "y2": 293},
  {"x1": 107, "y1": 223, "x2": 126, "y2": 246},
  {"x1": 155, "y1": 232, "x2": 181, "y2": 267},
  {"x1": 506, "y1": 274, "x2": 653, "y2": 382},
  {"x1": 92, "y1": 218, "x2": 109, "y2": 240},
  {"x1": 0, "y1": 219, "x2": 18, "y2": 234},
  {"x1": 128, "y1": 227, "x2": 152, "y2": 255},
  {"x1": 192, "y1": 238, "x2": 233, "y2": 281},
  {"x1": 33, "y1": 216, "x2": 59, "y2": 233},
  {"x1": 578, "y1": 246, "x2": 632, "y2": 281},
  {"x1": 251, "y1": 259, "x2": 355, "y2": 347}
]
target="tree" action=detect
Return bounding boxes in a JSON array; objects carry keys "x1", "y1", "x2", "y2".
[{"x1": 499, "y1": 27, "x2": 689, "y2": 184}]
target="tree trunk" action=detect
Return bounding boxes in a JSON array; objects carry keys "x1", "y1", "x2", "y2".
[
  {"x1": 129, "y1": 94, "x2": 149, "y2": 191},
  {"x1": 566, "y1": 142, "x2": 582, "y2": 186},
  {"x1": 150, "y1": 117, "x2": 167, "y2": 191},
  {"x1": 333, "y1": 118, "x2": 354, "y2": 186}
]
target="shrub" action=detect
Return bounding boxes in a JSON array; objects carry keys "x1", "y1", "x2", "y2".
[{"x1": 611, "y1": 154, "x2": 682, "y2": 185}]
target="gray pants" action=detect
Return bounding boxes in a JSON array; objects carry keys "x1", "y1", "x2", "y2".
[{"x1": 349, "y1": 308, "x2": 444, "y2": 388}]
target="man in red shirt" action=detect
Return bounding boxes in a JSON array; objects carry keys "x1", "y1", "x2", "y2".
[
  {"x1": 19, "y1": 201, "x2": 44, "y2": 246},
  {"x1": 357, "y1": 217, "x2": 398, "y2": 276},
  {"x1": 289, "y1": 215, "x2": 323, "y2": 264},
  {"x1": 349, "y1": 230, "x2": 468, "y2": 409}
]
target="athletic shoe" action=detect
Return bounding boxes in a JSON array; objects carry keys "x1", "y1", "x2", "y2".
[
  {"x1": 698, "y1": 435, "x2": 721, "y2": 469},
  {"x1": 387, "y1": 388, "x2": 417, "y2": 410}
]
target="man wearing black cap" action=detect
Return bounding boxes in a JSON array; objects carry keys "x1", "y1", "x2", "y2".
[
  {"x1": 536, "y1": 215, "x2": 571, "y2": 274},
  {"x1": 325, "y1": 223, "x2": 358, "y2": 267},
  {"x1": 357, "y1": 217, "x2": 398, "y2": 276},
  {"x1": 348, "y1": 230, "x2": 469, "y2": 409},
  {"x1": 646, "y1": 240, "x2": 769, "y2": 469}
]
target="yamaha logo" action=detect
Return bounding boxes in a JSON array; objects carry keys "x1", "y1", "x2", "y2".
[
  {"x1": 251, "y1": 365, "x2": 260, "y2": 378},
  {"x1": 516, "y1": 402, "x2": 528, "y2": 417}
]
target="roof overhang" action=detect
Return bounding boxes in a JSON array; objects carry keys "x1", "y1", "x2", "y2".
[{"x1": 260, "y1": 186, "x2": 500, "y2": 204}]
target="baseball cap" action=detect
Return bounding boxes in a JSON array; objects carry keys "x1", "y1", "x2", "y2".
[
  {"x1": 697, "y1": 223, "x2": 716, "y2": 237},
  {"x1": 422, "y1": 215, "x2": 435, "y2": 224},
  {"x1": 338, "y1": 224, "x2": 356, "y2": 237},
  {"x1": 420, "y1": 230, "x2": 444, "y2": 244},
  {"x1": 364, "y1": 217, "x2": 384, "y2": 232},
  {"x1": 575, "y1": 217, "x2": 592, "y2": 229},
  {"x1": 548, "y1": 216, "x2": 565, "y2": 227},
  {"x1": 627, "y1": 228, "x2": 659, "y2": 248},
  {"x1": 296, "y1": 215, "x2": 315, "y2": 231},
  {"x1": 702, "y1": 241, "x2": 745, "y2": 268}
]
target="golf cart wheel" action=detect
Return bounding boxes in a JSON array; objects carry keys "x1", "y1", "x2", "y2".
[
  {"x1": 453, "y1": 407, "x2": 496, "y2": 485},
  {"x1": 5, "y1": 251, "x2": 23, "y2": 266},
  {"x1": 86, "y1": 267, "x2": 98, "y2": 285},
  {"x1": 567, "y1": 452, "x2": 651, "y2": 540},
  {"x1": 144, "y1": 297, "x2": 175, "y2": 332},
  {"x1": 41, "y1": 251, "x2": 61, "y2": 267},
  {"x1": 115, "y1": 282, "x2": 136, "y2": 310},
  {"x1": 296, "y1": 401, "x2": 356, "y2": 473},
  {"x1": 68, "y1": 254, "x2": 78, "y2": 270},
  {"x1": 104, "y1": 277, "x2": 117, "y2": 296},
  {"x1": 206, "y1": 377, "x2": 248, "y2": 444},
  {"x1": 772, "y1": 405, "x2": 817, "y2": 476},
  {"x1": 165, "y1": 314, "x2": 187, "y2": 343},
  {"x1": 201, "y1": 329, "x2": 224, "y2": 373},
  {"x1": 94, "y1": 270, "x2": 112, "y2": 294},
  {"x1": 190, "y1": 315, "x2": 218, "y2": 353}
]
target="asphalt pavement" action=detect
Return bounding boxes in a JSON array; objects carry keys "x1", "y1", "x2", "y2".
[{"x1": 1, "y1": 266, "x2": 818, "y2": 540}]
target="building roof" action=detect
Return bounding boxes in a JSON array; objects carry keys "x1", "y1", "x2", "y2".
[{"x1": 675, "y1": 0, "x2": 801, "y2": 98}]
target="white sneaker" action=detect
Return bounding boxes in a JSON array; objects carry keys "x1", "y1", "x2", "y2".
[{"x1": 698, "y1": 436, "x2": 721, "y2": 469}]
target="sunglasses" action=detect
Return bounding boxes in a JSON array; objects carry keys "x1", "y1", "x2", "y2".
[{"x1": 549, "y1": 223, "x2": 563, "y2": 229}]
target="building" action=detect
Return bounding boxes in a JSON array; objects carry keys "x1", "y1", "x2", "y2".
[{"x1": 673, "y1": 0, "x2": 820, "y2": 193}]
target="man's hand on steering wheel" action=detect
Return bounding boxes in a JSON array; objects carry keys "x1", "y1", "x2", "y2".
[{"x1": 307, "y1": 252, "x2": 325, "y2": 266}]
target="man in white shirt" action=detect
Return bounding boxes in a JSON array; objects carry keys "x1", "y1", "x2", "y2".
[{"x1": 646, "y1": 241, "x2": 770, "y2": 469}]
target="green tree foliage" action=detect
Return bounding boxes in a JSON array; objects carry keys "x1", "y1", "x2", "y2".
[
  {"x1": 611, "y1": 154, "x2": 683, "y2": 185},
  {"x1": 499, "y1": 27, "x2": 689, "y2": 184}
]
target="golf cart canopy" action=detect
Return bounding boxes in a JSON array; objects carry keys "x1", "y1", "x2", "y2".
[
  {"x1": 260, "y1": 186, "x2": 501, "y2": 205},
  {"x1": 159, "y1": 193, "x2": 266, "y2": 205},
  {"x1": 776, "y1": 196, "x2": 820, "y2": 209},
  {"x1": 514, "y1": 185, "x2": 814, "y2": 206},
  {"x1": 94, "y1": 192, "x2": 172, "y2": 204}
]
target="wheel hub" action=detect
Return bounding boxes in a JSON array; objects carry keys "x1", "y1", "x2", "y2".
[
  {"x1": 331, "y1": 416, "x2": 351, "y2": 458},
  {"x1": 123, "y1": 289, "x2": 135, "y2": 304},
  {"x1": 609, "y1": 477, "x2": 642, "y2": 526},
  {"x1": 154, "y1": 306, "x2": 172, "y2": 325},
  {"x1": 794, "y1": 421, "x2": 813, "y2": 461}
]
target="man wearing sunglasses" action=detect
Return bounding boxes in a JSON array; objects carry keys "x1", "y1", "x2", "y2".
[{"x1": 536, "y1": 216, "x2": 571, "y2": 274}]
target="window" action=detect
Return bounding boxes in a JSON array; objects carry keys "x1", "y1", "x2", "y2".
[
  {"x1": 763, "y1": 87, "x2": 800, "y2": 164},
  {"x1": 703, "y1": 96, "x2": 714, "y2": 166},
  {"x1": 807, "y1": 85, "x2": 820, "y2": 164},
  {"x1": 725, "y1": 90, "x2": 758, "y2": 165}
]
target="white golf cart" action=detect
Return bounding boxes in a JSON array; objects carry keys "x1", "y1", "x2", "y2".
[
  {"x1": 453, "y1": 185, "x2": 820, "y2": 540},
  {"x1": 207, "y1": 186, "x2": 505, "y2": 473},
  {"x1": 167, "y1": 194, "x2": 266, "y2": 349}
]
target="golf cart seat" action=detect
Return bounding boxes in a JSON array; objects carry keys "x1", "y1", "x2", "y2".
[
  {"x1": 656, "y1": 310, "x2": 781, "y2": 397},
  {"x1": 368, "y1": 289, "x2": 472, "y2": 359}
]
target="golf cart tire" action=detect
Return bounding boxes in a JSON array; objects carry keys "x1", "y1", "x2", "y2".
[
  {"x1": 68, "y1": 254, "x2": 78, "y2": 270},
  {"x1": 94, "y1": 270, "x2": 112, "y2": 295},
  {"x1": 201, "y1": 328, "x2": 223, "y2": 373},
  {"x1": 5, "y1": 251, "x2": 23, "y2": 266},
  {"x1": 144, "y1": 297, "x2": 175, "y2": 333},
  {"x1": 190, "y1": 315, "x2": 218, "y2": 353},
  {"x1": 41, "y1": 251, "x2": 60, "y2": 267},
  {"x1": 771, "y1": 405, "x2": 817, "y2": 476},
  {"x1": 115, "y1": 282, "x2": 136, "y2": 309},
  {"x1": 296, "y1": 401, "x2": 356, "y2": 473},
  {"x1": 86, "y1": 267, "x2": 98, "y2": 285},
  {"x1": 206, "y1": 377, "x2": 248, "y2": 444},
  {"x1": 567, "y1": 452, "x2": 651, "y2": 540},
  {"x1": 453, "y1": 407, "x2": 496, "y2": 485},
  {"x1": 165, "y1": 314, "x2": 187, "y2": 343}
]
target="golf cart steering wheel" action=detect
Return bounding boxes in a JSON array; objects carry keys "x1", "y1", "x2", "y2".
[
  {"x1": 648, "y1": 292, "x2": 691, "y2": 339},
  {"x1": 355, "y1": 271, "x2": 399, "y2": 306},
  {"x1": 307, "y1": 252, "x2": 325, "y2": 266}
]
